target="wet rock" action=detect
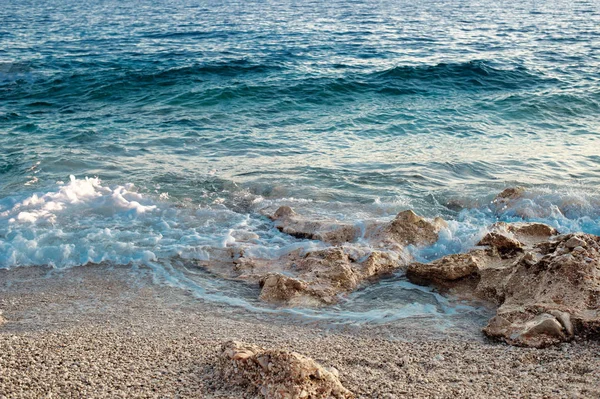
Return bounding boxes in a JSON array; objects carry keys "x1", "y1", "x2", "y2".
[
  {"x1": 268, "y1": 206, "x2": 360, "y2": 245},
  {"x1": 491, "y1": 187, "x2": 530, "y2": 217},
  {"x1": 368, "y1": 210, "x2": 447, "y2": 248},
  {"x1": 407, "y1": 252, "x2": 484, "y2": 286},
  {"x1": 407, "y1": 224, "x2": 600, "y2": 347},
  {"x1": 266, "y1": 206, "x2": 446, "y2": 250},
  {"x1": 477, "y1": 232, "x2": 523, "y2": 255},
  {"x1": 476, "y1": 222, "x2": 559, "y2": 255},
  {"x1": 257, "y1": 247, "x2": 401, "y2": 306},
  {"x1": 231, "y1": 230, "x2": 260, "y2": 242},
  {"x1": 492, "y1": 222, "x2": 559, "y2": 247},
  {"x1": 219, "y1": 340, "x2": 354, "y2": 399},
  {"x1": 273, "y1": 205, "x2": 296, "y2": 219},
  {"x1": 495, "y1": 186, "x2": 526, "y2": 201},
  {"x1": 259, "y1": 274, "x2": 322, "y2": 306},
  {"x1": 505, "y1": 222, "x2": 558, "y2": 241}
]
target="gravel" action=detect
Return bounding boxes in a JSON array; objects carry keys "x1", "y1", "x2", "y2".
[{"x1": 1, "y1": 265, "x2": 599, "y2": 398}]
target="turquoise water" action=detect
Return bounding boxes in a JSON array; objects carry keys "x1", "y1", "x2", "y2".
[{"x1": 1, "y1": 0, "x2": 599, "y2": 326}]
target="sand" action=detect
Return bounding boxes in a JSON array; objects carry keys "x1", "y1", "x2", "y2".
[{"x1": 1, "y1": 265, "x2": 599, "y2": 398}]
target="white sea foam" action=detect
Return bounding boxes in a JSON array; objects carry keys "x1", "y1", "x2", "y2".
[{"x1": 0, "y1": 176, "x2": 275, "y2": 268}]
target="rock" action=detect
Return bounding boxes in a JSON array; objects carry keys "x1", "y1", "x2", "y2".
[
  {"x1": 407, "y1": 252, "x2": 483, "y2": 286},
  {"x1": 231, "y1": 230, "x2": 260, "y2": 242},
  {"x1": 565, "y1": 236, "x2": 586, "y2": 249},
  {"x1": 477, "y1": 232, "x2": 523, "y2": 255},
  {"x1": 491, "y1": 187, "x2": 527, "y2": 213},
  {"x1": 259, "y1": 274, "x2": 320, "y2": 306},
  {"x1": 273, "y1": 206, "x2": 296, "y2": 219},
  {"x1": 368, "y1": 210, "x2": 447, "y2": 247},
  {"x1": 484, "y1": 313, "x2": 567, "y2": 348},
  {"x1": 256, "y1": 247, "x2": 401, "y2": 306},
  {"x1": 407, "y1": 225, "x2": 600, "y2": 348},
  {"x1": 266, "y1": 206, "x2": 447, "y2": 249},
  {"x1": 476, "y1": 222, "x2": 559, "y2": 254},
  {"x1": 0, "y1": 310, "x2": 4, "y2": 326},
  {"x1": 548, "y1": 310, "x2": 574, "y2": 336},
  {"x1": 268, "y1": 206, "x2": 360, "y2": 245},
  {"x1": 505, "y1": 222, "x2": 558, "y2": 240},
  {"x1": 495, "y1": 187, "x2": 526, "y2": 200},
  {"x1": 219, "y1": 341, "x2": 354, "y2": 399}
]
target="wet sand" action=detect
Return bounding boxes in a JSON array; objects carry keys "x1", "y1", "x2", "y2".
[{"x1": 1, "y1": 265, "x2": 599, "y2": 398}]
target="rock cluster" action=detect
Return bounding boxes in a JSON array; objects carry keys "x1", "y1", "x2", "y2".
[
  {"x1": 408, "y1": 222, "x2": 600, "y2": 347},
  {"x1": 230, "y1": 207, "x2": 447, "y2": 305},
  {"x1": 255, "y1": 247, "x2": 400, "y2": 306},
  {"x1": 191, "y1": 206, "x2": 447, "y2": 306},
  {"x1": 267, "y1": 207, "x2": 447, "y2": 250},
  {"x1": 197, "y1": 188, "x2": 600, "y2": 348},
  {"x1": 219, "y1": 340, "x2": 353, "y2": 399}
]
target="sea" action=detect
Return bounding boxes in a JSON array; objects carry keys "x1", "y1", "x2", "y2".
[{"x1": 1, "y1": 0, "x2": 599, "y2": 331}]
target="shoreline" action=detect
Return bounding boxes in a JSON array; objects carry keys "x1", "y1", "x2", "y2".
[{"x1": 1, "y1": 264, "x2": 599, "y2": 398}]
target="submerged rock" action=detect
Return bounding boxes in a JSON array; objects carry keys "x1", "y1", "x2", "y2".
[
  {"x1": 219, "y1": 340, "x2": 354, "y2": 399},
  {"x1": 407, "y1": 224, "x2": 600, "y2": 347}
]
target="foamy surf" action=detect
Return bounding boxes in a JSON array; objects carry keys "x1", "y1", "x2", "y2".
[{"x1": 1, "y1": 176, "x2": 598, "y2": 329}]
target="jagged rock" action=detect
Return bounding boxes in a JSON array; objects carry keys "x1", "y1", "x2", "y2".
[
  {"x1": 273, "y1": 205, "x2": 296, "y2": 219},
  {"x1": 200, "y1": 207, "x2": 448, "y2": 306},
  {"x1": 259, "y1": 274, "x2": 327, "y2": 307},
  {"x1": 367, "y1": 210, "x2": 447, "y2": 248},
  {"x1": 267, "y1": 206, "x2": 447, "y2": 250},
  {"x1": 407, "y1": 251, "x2": 484, "y2": 287},
  {"x1": 491, "y1": 186, "x2": 530, "y2": 217},
  {"x1": 565, "y1": 236, "x2": 586, "y2": 249},
  {"x1": 495, "y1": 186, "x2": 526, "y2": 201},
  {"x1": 476, "y1": 221, "x2": 560, "y2": 255},
  {"x1": 268, "y1": 206, "x2": 360, "y2": 245},
  {"x1": 505, "y1": 222, "x2": 558, "y2": 240},
  {"x1": 487, "y1": 233, "x2": 600, "y2": 346},
  {"x1": 256, "y1": 247, "x2": 401, "y2": 306},
  {"x1": 407, "y1": 225, "x2": 600, "y2": 347},
  {"x1": 495, "y1": 222, "x2": 559, "y2": 246},
  {"x1": 477, "y1": 232, "x2": 523, "y2": 255},
  {"x1": 219, "y1": 341, "x2": 354, "y2": 399},
  {"x1": 484, "y1": 313, "x2": 568, "y2": 348}
]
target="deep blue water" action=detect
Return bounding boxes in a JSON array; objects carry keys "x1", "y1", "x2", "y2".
[{"x1": 1, "y1": 0, "x2": 599, "y2": 325}]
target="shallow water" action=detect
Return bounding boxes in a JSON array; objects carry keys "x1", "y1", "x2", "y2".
[{"x1": 1, "y1": 0, "x2": 599, "y2": 327}]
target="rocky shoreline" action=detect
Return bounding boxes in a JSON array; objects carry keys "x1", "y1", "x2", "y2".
[
  {"x1": 194, "y1": 187, "x2": 600, "y2": 349},
  {"x1": 1, "y1": 265, "x2": 600, "y2": 398},
  {"x1": 1, "y1": 187, "x2": 599, "y2": 398}
]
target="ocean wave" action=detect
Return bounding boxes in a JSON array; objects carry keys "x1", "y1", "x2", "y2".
[
  {"x1": 375, "y1": 60, "x2": 556, "y2": 90},
  {"x1": 1, "y1": 60, "x2": 558, "y2": 104}
]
